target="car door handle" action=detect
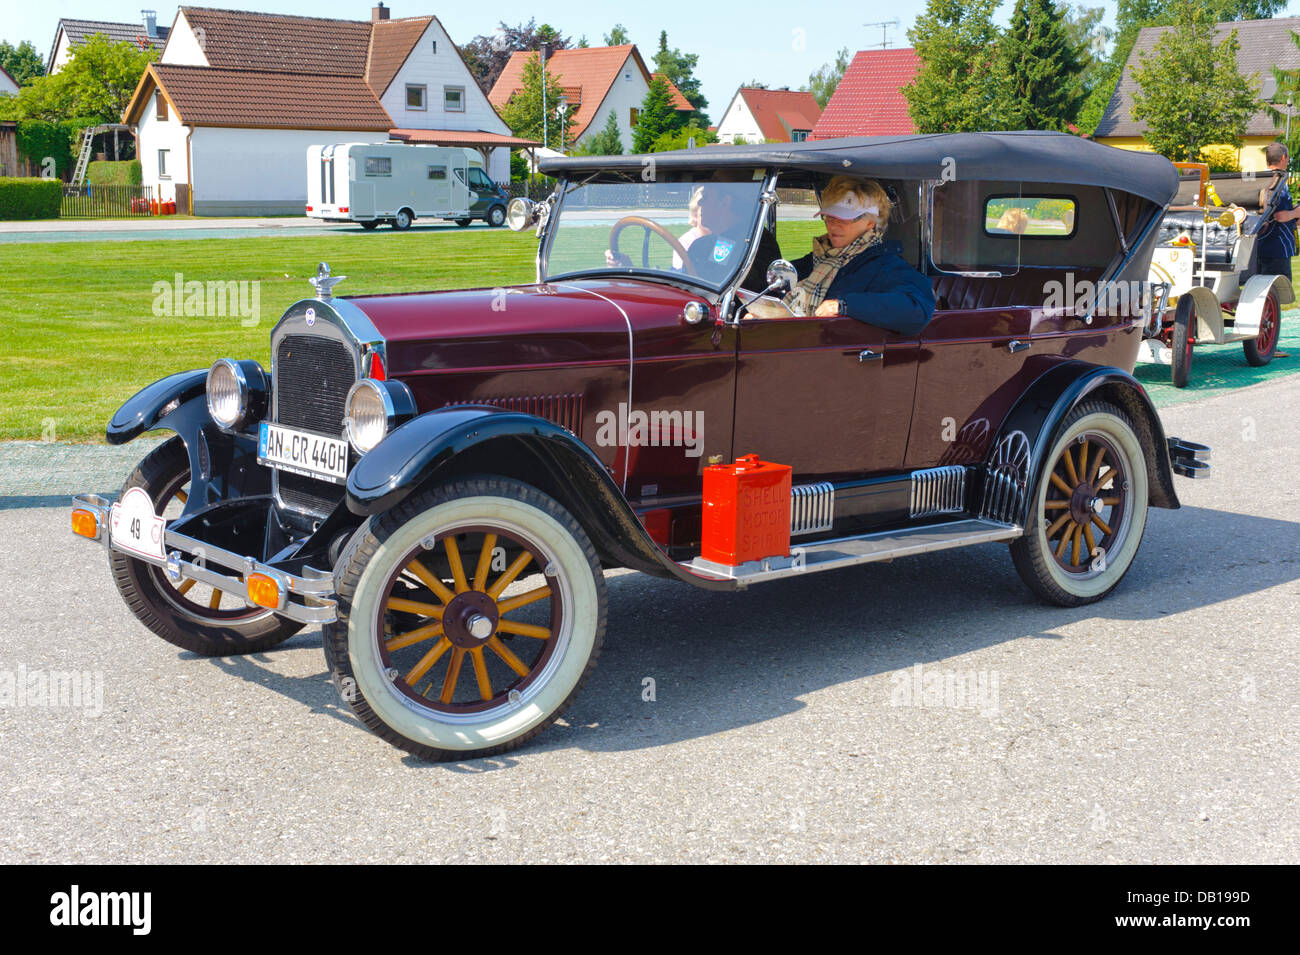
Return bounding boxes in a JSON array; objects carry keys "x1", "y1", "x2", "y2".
[
  {"x1": 1007, "y1": 340, "x2": 1030, "y2": 353},
  {"x1": 858, "y1": 349, "x2": 883, "y2": 362}
]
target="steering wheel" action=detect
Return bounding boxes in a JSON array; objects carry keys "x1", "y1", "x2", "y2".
[{"x1": 609, "y1": 216, "x2": 699, "y2": 277}]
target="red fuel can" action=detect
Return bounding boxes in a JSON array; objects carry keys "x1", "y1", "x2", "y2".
[{"x1": 701, "y1": 454, "x2": 792, "y2": 565}]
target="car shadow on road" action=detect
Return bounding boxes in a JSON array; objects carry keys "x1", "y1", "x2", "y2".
[{"x1": 196, "y1": 504, "x2": 1299, "y2": 764}]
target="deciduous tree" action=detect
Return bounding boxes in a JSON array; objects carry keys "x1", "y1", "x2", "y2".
[
  {"x1": 803, "y1": 47, "x2": 850, "y2": 110},
  {"x1": 1130, "y1": 0, "x2": 1259, "y2": 161},
  {"x1": 905, "y1": 0, "x2": 1013, "y2": 132}
]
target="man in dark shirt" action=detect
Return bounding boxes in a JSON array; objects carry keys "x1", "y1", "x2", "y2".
[
  {"x1": 606, "y1": 181, "x2": 781, "y2": 292},
  {"x1": 1257, "y1": 142, "x2": 1299, "y2": 280},
  {"x1": 682, "y1": 183, "x2": 782, "y2": 291}
]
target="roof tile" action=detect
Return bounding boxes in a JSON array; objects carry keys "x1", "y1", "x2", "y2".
[
  {"x1": 137, "y1": 62, "x2": 392, "y2": 129},
  {"x1": 810, "y1": 49, "x2": 919, "y2": 139},
  {"x1": 179, "y1": 6, "x2": 373, "y2": 76}
]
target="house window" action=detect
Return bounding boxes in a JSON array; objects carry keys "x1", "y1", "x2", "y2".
[
  {"x1": 444, "y1": 86, "x2": 464, "y2": 112},
  {"x1": 156, "y1": 93, "x2": 168, "y2": 121},
  {"x1": 629, "y1": 107, "x2": 639, "y2": 127},
  {"x1": 431, "y1": 40, "x2": 437, "y2": 54},
  {"x1": 158, "y1": 149, "x2": 170, "y2": 178},
  {"x1": 365, "y1": 157, "x2": 392, "y2": 176},
  {"x1": 428, "y1": 166, "x2": 447, "y2": 180},
  {"x1": 791, "y1": 130, "x2": 809, "y2": 142},
  {"x1": 406, "y1": 84, "x2": 427, "y2": 110}
]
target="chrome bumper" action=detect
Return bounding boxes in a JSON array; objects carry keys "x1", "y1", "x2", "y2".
[
  {"x1": 1167, "y1": 437, "x2": 1212, "y2": 479},
  {"x1": 71, "y1": 493, "x2": 338, "y2": 624}
]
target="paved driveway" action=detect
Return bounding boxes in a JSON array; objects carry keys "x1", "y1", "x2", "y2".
[{"x1": 0, "y1": 378, "x2": 1295, "y2": 863}]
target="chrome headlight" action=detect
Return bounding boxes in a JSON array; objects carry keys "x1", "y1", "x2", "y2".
[
  {"x1": 206, "y1": 359, "x2": 266, "y2": 432},
  {"x1": 344, "y1": 379, "x2": 415, "y2": 454}
]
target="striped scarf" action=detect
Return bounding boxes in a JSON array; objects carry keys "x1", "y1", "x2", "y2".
[{"x1": 783, "y1": 225, "x2": 885, "y2": 315}]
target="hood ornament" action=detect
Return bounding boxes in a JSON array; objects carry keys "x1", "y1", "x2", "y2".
[{"x1": 309, "y1": 261, "x2": 346, "y2": 301}]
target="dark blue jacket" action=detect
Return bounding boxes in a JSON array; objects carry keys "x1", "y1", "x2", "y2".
[{"x1": 792, "y1": 240, "x2": 935, "y2": 336}]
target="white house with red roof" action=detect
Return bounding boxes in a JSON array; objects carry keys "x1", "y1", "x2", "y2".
[
  {"x1": 488, "y1": 45, "x2": 692, "y2": 152},
  {"x1": 715, "y1": 87, "x2": 821, "y2": 144},
  {"x1": 123, "y1": 4, "x2": 531, "y2": 215},
  {"x1": 0, "y1": 66, "x2": 18, "y2": 96},
  {"x1": 810, "y1": 49, "x2": 920, "y2": 139}
]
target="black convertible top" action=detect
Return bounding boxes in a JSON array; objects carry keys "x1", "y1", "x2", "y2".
[{"x1": 539, "y1": 130, "x2": 1179, "y2": 206}]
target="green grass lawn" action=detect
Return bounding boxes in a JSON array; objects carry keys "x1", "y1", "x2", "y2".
[
  {"x1": 0, "y1": 221, "x2": 822, "y2": 441},
  {"x1": 2, "y1": 220, "x2": 1286, "y2": 441},
  {"x1": 0, "y1": 230, "x2": 541, "y2": 441}
]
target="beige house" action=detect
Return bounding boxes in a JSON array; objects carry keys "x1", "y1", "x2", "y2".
[{"x1": 1093, "y1": 16, "x2": 1300, "y2": 171}]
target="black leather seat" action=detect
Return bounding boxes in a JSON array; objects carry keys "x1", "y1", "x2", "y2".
[
  {"x1": 1157, "y1": 211, "x2": 1236, "y2": 265},
  {"x1": 931, "y1": 268, "x2": 1104, "y2": 311}
]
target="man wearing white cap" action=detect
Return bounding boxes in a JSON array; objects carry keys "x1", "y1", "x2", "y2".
[{"x1": 785, "y1": 175, "x2": 934, "y2": 335}]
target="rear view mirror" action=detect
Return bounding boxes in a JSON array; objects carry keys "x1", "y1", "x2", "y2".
[{"x1": 765, "y1": 259, "x2": 798, "y2": 295}]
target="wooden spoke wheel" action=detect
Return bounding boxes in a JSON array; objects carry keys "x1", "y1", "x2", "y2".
[
  {"x1": 326, "y1": 477, "x2": 606, "y2": 761},
  {"x1": 108, "y1": 436, "x2": 303, "y2": 655},
  {"x1": 1243, "y1": 288, "x2": 1280, "y2": 366},
  {"x1": 1040, "y1": 432, "x2": 1128, "y2": 575},
  {"x1": 1010, "y1": 401, "x2": 1149, "y2": 606},
  {"x1": 377, "y1": 526, "x2": 562, "y2": 714}
]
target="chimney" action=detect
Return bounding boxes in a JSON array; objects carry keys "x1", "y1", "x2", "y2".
[
  {"x1": 372, "y1": 2, "x2": 390, "y2": 20},
  {"x1": 142, "y1": 9, "x2": 157, "y2": 37}
]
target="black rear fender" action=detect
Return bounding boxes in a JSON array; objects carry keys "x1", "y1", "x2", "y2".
[{"x1": 988, "y1": 362, "x2": 1179, "y2": 526}]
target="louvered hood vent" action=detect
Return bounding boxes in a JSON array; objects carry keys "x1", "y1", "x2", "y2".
[{"x1": 443, "y1": 394, "x2": 584, "y2": 437}]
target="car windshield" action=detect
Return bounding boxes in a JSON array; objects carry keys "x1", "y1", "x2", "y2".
[{"x1": 542, "y1": 176, "x2": 767, "y2": 290}]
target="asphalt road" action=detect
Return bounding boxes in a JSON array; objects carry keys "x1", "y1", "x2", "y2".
[{"x1": 1, "y1": 378, "x2": 1296, "y2": 863}]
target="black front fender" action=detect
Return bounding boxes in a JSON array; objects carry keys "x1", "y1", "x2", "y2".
[
  {"x1": 106, "y1": 369, "x2": 208, "y2": 445},
  {"x1": 346, "y1": 406, "x2": 736, "y2": 590},
  {"x1": 104, "y1": 369, "x2": 268, "y2": 511},
  {"x1": 992, "y1": 361, "x2": 1180, "y2": 525}
]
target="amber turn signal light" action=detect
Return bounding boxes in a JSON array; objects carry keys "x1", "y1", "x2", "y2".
[
  {"x1": 245, "y1": 572, "x2": 282, "y2": 610},
  {"x1": 71, "y1": 508, "x2": 100, "y2": 540}
]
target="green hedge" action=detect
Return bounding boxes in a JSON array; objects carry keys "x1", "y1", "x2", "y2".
[
  {"x1": 0, "y1": 177, "x2": 62, "y2": 219},
  {"x1": 87, "y1": 159, "x2": 142, "y2": 186}
]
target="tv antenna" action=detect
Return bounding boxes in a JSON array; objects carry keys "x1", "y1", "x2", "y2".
[{"x1": 863, "y1": 19, "x2": 899, "y2": 49}]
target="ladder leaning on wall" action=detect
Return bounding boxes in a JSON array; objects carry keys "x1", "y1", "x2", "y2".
[{"x1": 69, "y1": 127, "x2": 96, "y2": 187}]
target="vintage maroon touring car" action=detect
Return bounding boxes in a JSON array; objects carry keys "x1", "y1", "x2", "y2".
[{"x1": 72, "y1": 132, "x2": 1210, "y2": 760}]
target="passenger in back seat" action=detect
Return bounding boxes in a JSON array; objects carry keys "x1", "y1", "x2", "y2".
[{"x1": 783, "y1": 175, "x2": 935, "y2": 335}]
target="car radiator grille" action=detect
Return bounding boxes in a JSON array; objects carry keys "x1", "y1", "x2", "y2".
[{"x1": 274, "y1": 333, "x2": 357, "y2": 515}]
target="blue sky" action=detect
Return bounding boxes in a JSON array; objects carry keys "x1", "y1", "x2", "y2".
[{"x1": 8, "y1": 1, "x2": 1300, "y2": 118}]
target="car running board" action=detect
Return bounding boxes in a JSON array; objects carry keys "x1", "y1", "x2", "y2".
[{"x1": 682, "y1": 518, "x2": 1023, "y2": 587}]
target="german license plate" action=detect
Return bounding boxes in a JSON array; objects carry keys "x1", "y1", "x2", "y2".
[
  {"x1": 110, "y1": 487, "x2": 166, "y2": 561},
  {"x1": 259, "y1": 422, "x2": 349, "y2": 484}
]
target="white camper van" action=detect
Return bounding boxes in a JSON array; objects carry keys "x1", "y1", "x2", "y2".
[{"x1": 306, "y1": 142, "x2": 510, "y2": 230}]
